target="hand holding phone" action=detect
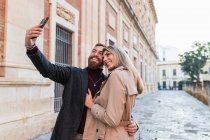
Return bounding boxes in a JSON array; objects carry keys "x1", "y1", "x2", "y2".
[
  {"x1": 31, "y1": 17, "x2": 49, "y2": 40},
  {"x1": 25, "y1": 17, "x2": 49, "y2": 48}
]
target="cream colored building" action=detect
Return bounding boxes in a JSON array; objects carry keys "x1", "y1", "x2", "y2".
[
  {"x1": 0, "y1": 0, "x2": 158, "y2": 139},
  {"x1": 157, "y1": 61, "x2": 189, "y2": 90},
  {"x1": 158, "y1": 60, "x2": 210, "y2": 90},
  {"x1": 201, "y1": 60, "x2": 210, "y2": 81},
  {"x1": 157, "y1": 46, "x2": 210, "y2": 90}
]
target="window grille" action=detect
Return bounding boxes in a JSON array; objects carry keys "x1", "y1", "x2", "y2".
[{"x1": 54, "y1": 25, "x2": 72, "y2": 112}]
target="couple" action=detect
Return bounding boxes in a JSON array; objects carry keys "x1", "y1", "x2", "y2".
[{"x1": 25, "y1": 25, "x2": 143, "y2": 140}]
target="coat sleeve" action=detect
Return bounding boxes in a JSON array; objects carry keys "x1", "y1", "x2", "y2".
[
  {"x1": 90, "y1": 71, "x2": 126, "y2": 127},
  {"x1": 27, "y1": 48, "x2": 72, "y2": 84}
]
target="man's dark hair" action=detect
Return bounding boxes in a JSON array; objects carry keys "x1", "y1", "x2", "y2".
[{"x1": 95, "y1": 43, "x2": 106, "y2": 48}]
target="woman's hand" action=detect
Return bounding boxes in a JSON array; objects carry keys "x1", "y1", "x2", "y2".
[{"x1": 85, "y1": 89, "x2": 94, "y2": 108}]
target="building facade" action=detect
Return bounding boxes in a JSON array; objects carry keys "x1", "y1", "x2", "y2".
[
  {"x1": 157, "y1": 61, "x2": 189, "y2": 90},
  {"x1": 157, "y1": 46, "x2": 210, "y2": 90},
  {"x1": 201, "y1": 60, "x2": 210, "y2": 82},
  {"x1": 157, "y1": 46, "x2": 183, "y2": 89},
  {"x1": 0, "y1": 0, "x2": 158, "y2": 139}
]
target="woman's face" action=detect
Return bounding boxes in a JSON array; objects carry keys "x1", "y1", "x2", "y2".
[{"x1": 103, "y1": 50, "x2": 117, "y2": 71}]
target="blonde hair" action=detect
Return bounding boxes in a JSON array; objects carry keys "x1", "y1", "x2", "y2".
[{"x1": 103, "y1": 45, "x2": 144, "y2": 94}]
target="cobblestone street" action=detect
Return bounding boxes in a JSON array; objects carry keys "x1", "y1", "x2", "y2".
[
  {"x1": 33, "y1": 90, "x2": 210, "y2": 140},
  {"x1": 133, "y1": 90, "x2": 210, "y2": 140}
]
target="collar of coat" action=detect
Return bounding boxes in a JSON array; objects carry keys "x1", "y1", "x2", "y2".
[{"x1": 108, "y1": 66, "x2": 126, "y2": 76}]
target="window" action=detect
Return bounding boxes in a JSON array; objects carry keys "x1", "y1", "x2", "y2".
[
  {"x1": 209, "y1": 67, "x2": 210, "y2": 74},
  {"x1": 54, "y1": 25, "x2": 72, "y2": 112},
  {"x1": 109, "y1": 39, "x2": 115, "y2": 46},
  {"x1": 145, "y1": 65, "x2": 147, "y2": 82},
  {"x1": 133, "y1": 57, "x2": 137, "y2": 68},
  {"x1": 173, "y1": 81, "x2": 177, "y2": 88},
  {"x1": 163, "y1": 58, "x2": 165, "y2": 61},
  {"x1": 140, "y1": 62, "x2": 143, "y2": 78},
  {"x1": 162, "y1": 69, "x2": 166, "y2": 76},
  {"x1": 133, "y1": 35, "x2": 137, "y2": 45},
  {"x1": 163, "y1": 81, "x2": 166, "y2": 89},
  {"x1": 107, "y1": 33, "x2": 116, "y2": 46},
  {"x1": 123, "y1": 29, "x2": 129, "y2": 42},
  {"x1": 173, "y1": 69, "x2": 176, "y2": 76}
]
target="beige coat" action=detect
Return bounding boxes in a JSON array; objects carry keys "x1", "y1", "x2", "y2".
[{"x1": 83, "y1": 66, "x2": 141, "y2": 140}]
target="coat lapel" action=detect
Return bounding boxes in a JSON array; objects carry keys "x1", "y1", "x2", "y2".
[{"x1": 82, "y1": 68, "x2": 89, "y2": 93}]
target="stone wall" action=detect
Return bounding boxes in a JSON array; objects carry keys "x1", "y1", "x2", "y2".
[{"x1": 0, "y1": 0, "x2": 56, "y2": 139}]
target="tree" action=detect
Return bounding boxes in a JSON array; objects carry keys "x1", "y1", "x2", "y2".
[{"x1": 179, "y1": 42, "x2": 210, "y2": 84}]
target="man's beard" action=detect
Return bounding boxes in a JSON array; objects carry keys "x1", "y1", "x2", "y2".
[{"x1": 88, "y1": 57, "x2": 103, "y2": 70}]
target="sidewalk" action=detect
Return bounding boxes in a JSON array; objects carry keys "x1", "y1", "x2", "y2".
[
  {"x1": 33, "y1": 90, "x2": 210, "y2": 140},
  {"x1": 31, "y1": 132, "x2": 52, "y2": 140},
  {"x1": 133, "y1": 90, "x2": 210, "y2": 140}
]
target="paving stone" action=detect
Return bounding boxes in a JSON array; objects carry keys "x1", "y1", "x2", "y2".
[
  {"x1": 34, "y1": 90, "x2": 210, "y2": 140},
  {"x1": 133, "y1": 90, "x2": 210, "y2": 140}
]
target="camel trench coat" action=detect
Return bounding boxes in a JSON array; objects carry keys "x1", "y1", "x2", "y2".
[{"x1": 83, "y1": 66, "x2": 139, "y2": 140}]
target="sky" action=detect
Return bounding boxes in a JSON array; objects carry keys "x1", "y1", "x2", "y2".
[{"x1": 154, "y1": 0, "x2": 210, "y2": 56}]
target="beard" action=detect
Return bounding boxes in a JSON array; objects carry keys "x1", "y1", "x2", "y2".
[{"x1": 88, "y1": 56, "x2": 103, "y2": 70}]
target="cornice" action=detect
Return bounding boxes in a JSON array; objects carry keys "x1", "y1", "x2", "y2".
[{"x1": 149, "y1": 0, "x2": 158, "y2": 23}]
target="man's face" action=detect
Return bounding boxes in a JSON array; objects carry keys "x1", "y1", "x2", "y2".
[{"x1": 88, "y1": 45, "x2": 104, "y2": 69}]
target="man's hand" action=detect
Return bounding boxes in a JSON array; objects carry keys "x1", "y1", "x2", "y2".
[
  {"x1": 25, "y1": 25, "x2": 43, "y2": 49},
  {"x1": 124, "y1": 121, "x2": 139, "y2": 136}
]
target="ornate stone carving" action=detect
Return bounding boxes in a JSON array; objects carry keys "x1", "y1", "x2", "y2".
[{"x1": 56, "y1": 3, "x2": 75, "y2": 24}]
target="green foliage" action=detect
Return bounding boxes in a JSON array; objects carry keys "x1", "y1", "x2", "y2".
[{"x1": 179, "y1": 42, "x2": 210, "y2": 83}]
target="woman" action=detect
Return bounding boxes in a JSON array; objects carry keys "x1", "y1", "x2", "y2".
[{"x1": 83, "y1": 46, "x2": 144, "y2": 140}]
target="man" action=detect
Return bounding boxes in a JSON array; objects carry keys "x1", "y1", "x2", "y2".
[{"x1": 25, "y1": 25, "x2": 138, "y2": 140}]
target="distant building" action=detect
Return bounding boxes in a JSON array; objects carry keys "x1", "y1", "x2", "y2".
[
  {"x1": 157, "y1": 46, "x2": 210, "y2": 90},
  {"x1": 0, "y1": 0, "x2": 158, "y2": 139},
  {"x1": 157, "y1": 60, "x2": 188, "y2": 90},
  {"x1": 201, "y1": 60, "x2": 210, "y2": 82},
  {"x1": 157, "y1": 46, "x2": 188, "y2": 90}
]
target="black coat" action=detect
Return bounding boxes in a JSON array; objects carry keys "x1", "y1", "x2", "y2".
[{"x1": 28, "y1": 49, "x2": 90, "y2": 140}]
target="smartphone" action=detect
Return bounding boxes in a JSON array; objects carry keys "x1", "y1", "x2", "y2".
[
  {"x1": 39, "y1": 17, "x2": 49, "y2": 28},
  {"x1": 31, "y1": 17, "x2": 49, "y2": 39}
]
